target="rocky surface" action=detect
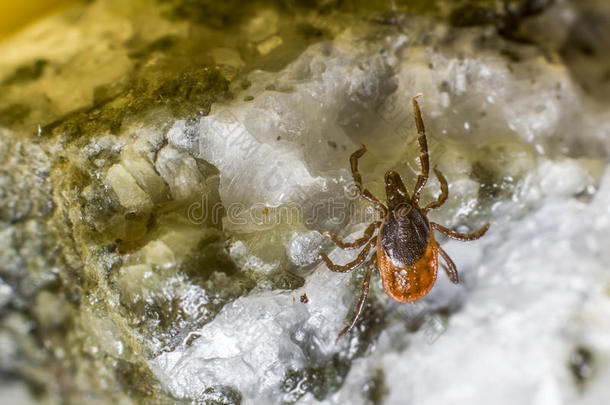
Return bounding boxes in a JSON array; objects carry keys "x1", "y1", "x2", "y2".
[{"x1": 1, "y1": 0, "x2": 609, "y2": 404}]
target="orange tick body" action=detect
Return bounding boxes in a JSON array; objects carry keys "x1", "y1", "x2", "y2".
[
  {"x1": 377, "y1": 211, "x2": 438, "y2": 303},
  {"x1": 321, "y1": 95, "x2": 490, "y2": 341}
]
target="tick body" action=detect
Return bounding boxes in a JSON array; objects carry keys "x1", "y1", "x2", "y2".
[
  {"x1": 320, "y1": 95, "x2": 490, "y2": 341},
  {"x1": 377, "y1": 205, "x2": 438, "y2": 302}
]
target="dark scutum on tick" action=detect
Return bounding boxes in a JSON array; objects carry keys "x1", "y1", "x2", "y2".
[
  {"x1": 320, "y1": 94, "x2": 491, "y2": 342},
  {"x1": 381, "y1": 206, "x2": 429, "y2": 266}
]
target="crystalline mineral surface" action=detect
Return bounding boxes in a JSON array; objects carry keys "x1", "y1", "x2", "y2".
[{"x1": 1, "y1": 1, "x2": 610, "y2": 404}]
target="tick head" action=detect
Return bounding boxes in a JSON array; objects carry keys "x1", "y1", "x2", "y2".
[{"x1": 385, "y1": 170, "x2": 410, "y2": 209}]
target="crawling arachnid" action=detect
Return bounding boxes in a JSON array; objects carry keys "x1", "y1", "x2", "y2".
[{"x1": 320, "y1": 95, "x2": 491, "y2": 341}]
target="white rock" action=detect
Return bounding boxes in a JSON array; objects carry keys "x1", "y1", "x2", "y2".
[{"x1": 150, "y1": 264, "x2": 353, "y2": 404}]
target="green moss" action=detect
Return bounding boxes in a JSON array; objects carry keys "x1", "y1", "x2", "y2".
[
  {"x1": 115, "y1": 359, "x2": 159, "y2": 399},
  {"x1": 472, "y1": 139, "x2": 536, "y2": 202},
  {"x1": 127, "y1": 35, "x2": 177, "y2": 59},
  {"x1": 179, "y1": 234, "x2": 239, "y2": 280},
  {"x1": 0, "y1": 103, "x2": 30, "y2": 126},
  {"x1": 2, "y1": 59, "x2": 48, "y2": 86},
  {"x1": 161, "y1": 0, "x2": 253, "y2": 28},
  {"x1": 43, "y1": 66, "x2": 230, "y2": 140},
  {"x1": 449, "y1": 3, "x2": 496, "y2": 27},
  {"x1": 367, "y1": 368, "x2": 388, "y2": 405},
  {"x1": 282, "y1": 359, "x2": 347, "y2": 404},
  {"x1": 449, "y1": 0, "x2": 557, "y2": 42},
  {"x1": 200, "y1": 385, "x2": 243, "y2": 405},
  {"x1": 569, "y1": 346, "x2": 594, "y2": 390},
  {"x1": 154, "y1": 68, "x2": 230, "y2": 116}
]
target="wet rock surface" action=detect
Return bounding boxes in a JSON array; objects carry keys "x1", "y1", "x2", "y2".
[{"x1": 1, "y1": 0, "x2": 610, "y2": 404}]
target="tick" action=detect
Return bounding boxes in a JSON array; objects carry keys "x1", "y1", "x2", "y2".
[{"x1": 320, "y1": 95, "x2": 491, "y2": 341}]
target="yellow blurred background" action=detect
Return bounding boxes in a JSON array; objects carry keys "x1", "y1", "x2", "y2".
[{"x1": 0, "y1": 0, "x2": 74, "y2": 39}]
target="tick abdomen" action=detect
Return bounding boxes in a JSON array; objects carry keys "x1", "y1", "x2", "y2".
[{"x1": 377, "y1": 205, "x2": 438, "y2": 303}]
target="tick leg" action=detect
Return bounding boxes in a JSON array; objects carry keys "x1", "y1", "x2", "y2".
[
  {"x1": 431, "y1": 222, "x2": 491, "y2": 241},
  {"x1": 336, "y1": 252, "x2": 376, "y2": 342},
  {"x1": 323, "y1": 222, "x2": 380, "y2": 250},
  {"x1": 411, "y1": 95, "x2": 430, "y2": 205},
  {"x1": 320, "y1": 238, "x2": 375, "y2": 273},
  {"x1": 438, "y1": 245, "x2": 459, "y2": 284},
  {"x1": 351, "y1": 146, "x2": 388, "y2": 216},
  {"x1": 424, "y1": 168, "x2": 448, "y2": 212}
]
